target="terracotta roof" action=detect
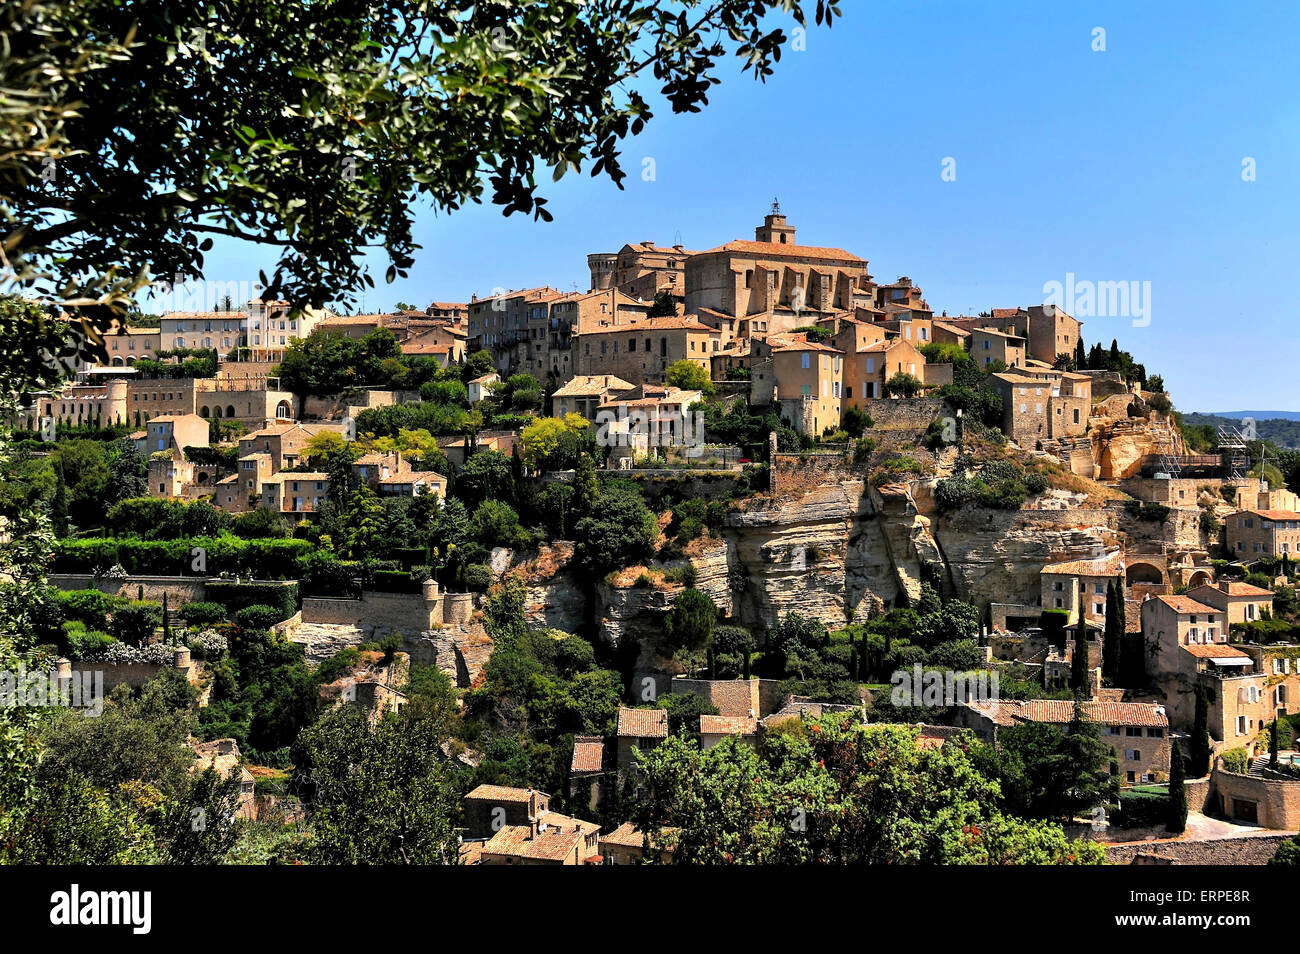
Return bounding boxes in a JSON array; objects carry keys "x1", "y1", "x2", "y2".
[
  {"x1": 972, "y1": 326, "x2": 1025, "y2": 341},
  {"x1": 552, "y1": 374, "x2": 635, "y2": 397},
  {"x1": 1151, "y1": 595, "x2": 1220, "y2": 616},
  {"x1": 465, "y1": 784, "x2": 538, "y2": 804},
  {"x1": 617, "y1": 706, "x2": 668, "y2": 738},
  {"x1": 600, "y1": 821, "x2": 679, "y2": 850},
  {"x1": 699, "y1": 239, "x2": 865, "y2": 263},
  {"x1": 1019, "y1": 700, "x2": 1168, "y2": 727},
  {"x1": 1040, "y1": 552, "x2": 1124, "y2": 577},
  {"x1": 1218, "y1": 581, "x2": 1275, "y2": 597},
  {"x1": 992, "y1": 307, "x2": 1025, "y2": 318},
  {"x1": 580, "y1": 315, "x2": 718, "y2": 334},
  {"x1": 481, "y1": 824, "x2": 586, "y2": 863},
  {"x1": 769, "y1": 334, "x2": 843, "y2": 355},
  {"x1": 570, "y1": 736, "x2": 605, "y2": 774},
  {"x1": 1242, "y1": 510, "x2": 1300, "y2": 522},
  {"x1": 699, "y1": 715, "x2": 758, "y2": 736},
  {"x1": 1182, "y1": 644, "x2": 1251, "y2": 659}
]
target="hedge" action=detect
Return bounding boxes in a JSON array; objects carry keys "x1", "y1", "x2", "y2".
[
  {"x1": 53, "y1": 536, "x2": 315, "y2": 578},
  {"x1": 1112, "y1": 788, "x2": 1169, "y2": 829},
  {"x1": 204, "y1": 581, "x2": 299, "y2": 621},
  {"x1": 369, "y1": 569, "x2": 421, "y2": 593}
]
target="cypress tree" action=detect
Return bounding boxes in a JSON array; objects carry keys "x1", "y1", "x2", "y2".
[
  {"x1": 1190, "y1": 684, "x2": 1211, "y2": 777},
  {"x1": 1167, "y1": 740, "x2": 1187, "y2": 833},
  {"x1": 1102, "y1": 581, "x2": 1120, "y2": 683},
  {"x1": 1074, "y1": 337, "x2": 1087, "y2": 371},
  {"x1": 51, "y1": 459, "x2": 70, "y2": 536},
  {"x1": 162, "y1": 592, "x2": 171, "y2": 642},
  {"x1": 1271, "y1": 718, "x2": 1281, "y2": 769},
  {"x1": 848, "y1": 646, "x2": 858, "y2": 683},
  {"x1": 1071, "y1": 603, "x2": 1090, "y2": 694},
  {"x1": 742, "y1": 650, "x2": 751, "y2": 680}
]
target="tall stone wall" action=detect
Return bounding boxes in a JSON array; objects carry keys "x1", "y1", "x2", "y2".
[
  {"x1": 862, "y1": 397, "x2": 950, "y2": 432},
  {"x1": 301, "y1": 590, "x2": 436, "y2": 637},
  {"x1": 49, "y1": 574, "x2": 209, "y2": 603}
]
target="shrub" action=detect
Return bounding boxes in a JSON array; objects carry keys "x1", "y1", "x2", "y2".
[
  {"x1": 463, "y1": 564, "x2": 492, "y2": 591},
  {"x1": 205, "y1": 581, "x2": 299, "y2": 621},
  {"x1": 54, "y1": 589, "x2": 125, "y2": 631},
  {"x1": 664, "y1": 563, "x2": 697, "y2": 586},
  {"x1": 179, "y1": 601, "x2": 227, "y2": 625},
  {"x1": 60, "y1": 621, "x2": 117, "y2": 659},
  {"x1": 108, "y1": 601, "x2": 162, "y2": 645},
  {"x1": 234, "y1": 604, "x2": 287, "y2": 631},
  {"x1": 1221, "y1": 748, "x2": 1251, "y2": 774}
]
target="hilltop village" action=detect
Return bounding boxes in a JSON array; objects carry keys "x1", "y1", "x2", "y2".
[{"x1": 12, "y1": 203, "x2": 1300, "y2": 865}]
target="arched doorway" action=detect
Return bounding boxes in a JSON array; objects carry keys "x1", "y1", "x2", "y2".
[
  {"x1": 1187, "y1": 569, "x2": 1212, "y2": 588},
  {"x1": 275, "y1": 400, "x2": 292, "y2": 420},
  {"x1": 1127, "y1": 562, "x2": 1165, "y2": 586}
]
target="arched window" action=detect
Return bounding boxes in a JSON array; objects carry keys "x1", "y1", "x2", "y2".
[{"x1": 226, "y1": 405, "x2": 235, "y2": 418}]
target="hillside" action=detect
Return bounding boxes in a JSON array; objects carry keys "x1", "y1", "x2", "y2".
[{"x1": 1182, "y1": 412, "x2": 1300, "y2": 448}]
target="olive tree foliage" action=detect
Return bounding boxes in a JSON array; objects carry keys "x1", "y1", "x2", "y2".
[{"x1": 3, "y1": 0, "x2": 840, "y2": 362}]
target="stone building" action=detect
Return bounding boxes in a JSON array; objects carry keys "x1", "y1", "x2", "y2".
[
  {"x1": 551, "y1": 374, "x2": 636, "y2": 422},
  {"x1": 105, "y1": 324, "x2": 161, "y2": 365},
  {"x1": 1226, "y1": 509, "x2": 1300, "y2": 559},
  {"x1": 587, "y1": 241, "x2": 696, "y2": 301},
  {"x1": 957, "y1": 699, "x2": 1170, "y2": 784},
  {"x1": 573, "y1": 314, "x2": 721, "y2": 386},
  {"x1": 971, "y1": 327, "x2": 1026, "y2": 370},
  {"x1": 1039, "y1": 551, "x2": 1124, "y2": 626},
  {"x1": 1187, "y1": 580, "x2": 1274, "y2": 627},
  {"x1": 615, "y1": 706, "x2": 668, "y2": 777},
  {"x1": 683, "y1": 205, "x2": 871, "y2": 323},
  {"x1": 841, "y1": 336, "x2": 924, "y2": 406},
  {"x1": 771, "y1": 335, "x2": 843, "y2": 436}
]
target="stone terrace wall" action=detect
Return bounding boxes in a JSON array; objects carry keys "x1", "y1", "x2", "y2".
[
  {"x1": 50, "y1": 574, "x2": 208, "y2": 603},
  {"x1": 1106, "y1": 834, "x2": 1291, "y2": 865},
  {"x1": 301, "y1": 590, "x2": 434, "y2": 637},
  {"x1": 771, "y1": 451, "x2": 856, "y2": 495},
  {"x1": 862, "y1": 397, "x2": 950, "y2": 432}
]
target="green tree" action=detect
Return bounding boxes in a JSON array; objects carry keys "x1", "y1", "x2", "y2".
[
  {"x1": 573, "y1": 485, "x2": 657, "y2": 573},
  {"x1": 1190, "y1": 684, "x2": 1211, "y2": 777},
  {"x1": 664, "y1": 588, "x2": 717, "y2": 654},
  {"x1": 1071, "y1": 608, "x2": 1090, "y2": 694},
  {"x1": 1167, "y1": 740, "x2": 1187, "y2": 834},
  {"x1": 292, "y1": 706, "x2": 459, "y2": 864},
  {"x1": 6, "y1": 0, "x2": 839, "y2": 338},
  {"x1": 884, "y1": 372, "x2": 922, "y2": 398},
  {"x1": 1102, "y1": 580, "x2": 1121, "y2": 683},
  {"x1": 107, "y1": 439, "x2": 148, "y2": 506},
  {"x1": 1271, "y1": 717, "x2": 1281, "y2": 769},
  {"x1": 666, "y1": 359, "x2": 714, "y2": 395},
  {"x1": 646, "y1": 290, "x2": 678, "y2": 318}
]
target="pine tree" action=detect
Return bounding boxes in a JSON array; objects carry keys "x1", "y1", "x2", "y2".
[
  {"x1": 1071, "y1": 602, "x2": 1090, "y2": 694},
  {"x1": 50, "y1": 458, "x2": 70, "y2": 536},
  {"x1": 1167, "y1": 740, "x2": 1187, "y2": 833},
  {"x1": 1190, "y1": 684, "x2": 1211, "y2": 777},
  {"x1": 1102, "y1": 581, "x2": 1120, "y2": 683}
]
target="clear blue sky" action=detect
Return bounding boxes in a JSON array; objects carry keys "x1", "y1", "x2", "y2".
[{"x1": 176, "y1": 1, "x2": 1300, "y2": 413}]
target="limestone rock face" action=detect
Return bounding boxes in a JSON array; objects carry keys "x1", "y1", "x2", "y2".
[
  {"x1": 508, "y1": 544, "x2": 586, "y2": 634},
  {"x1": 402, "y1": 623, "x2": 493, "y2": 688}
]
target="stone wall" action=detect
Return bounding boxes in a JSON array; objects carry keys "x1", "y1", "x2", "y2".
[
  {"x1": 1207, "y1": 766, "x2": 1300, "y2": 829},
  {"x1": 50, "y1": 573, "x2": 209, "y2": 604},
  {"x1": 301, "y1": 589, "x2": 436, "y2": 637},
  {"x1": 1105, "y1": 834, "x2": 1291, "y2": 865},
  {"x1": 862, "y1": 397, "x2": 950, "y2": 432},
  {"x1": 770, "y1": 451, "x2": 856, "y2": 495}
]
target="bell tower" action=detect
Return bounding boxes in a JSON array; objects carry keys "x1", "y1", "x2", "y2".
[{"x1": 755, "y1": 198, "x2": 796, "y2": 245}]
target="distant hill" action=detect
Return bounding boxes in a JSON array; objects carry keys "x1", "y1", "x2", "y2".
[
  {"x1": 1183, "y1": 412, "x2": 1300, "y2": 449},
  {"x1": 1207, "y1": 410, "x2": 1300, "y2": 422}
]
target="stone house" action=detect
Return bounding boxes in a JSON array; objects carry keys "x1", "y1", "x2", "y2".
[
  {"x1": 551, "y1": 374, "x2": 635, "y2": 423},
  {"x1": 1039, "y1": 551, "x2": 1124, "y2": 626},
  {"x1": 189, "y1": 738, "x2": 256, "y2": 820},
  {"x1": 991, "y1": 372, "x2": 1051, "y2": 445},
  {"x1": 615, "y1": 706, "x2": 668, "y2": 776},
  {"x1": 771, "y1": 335, "x2": 844, "y2": 436},
  {"x1": 683, "y1": 208, "x2": 871, "y2": 321},
  {"x1": 841, "y1": 336, "x2": 925, "y2": 406},
  {"x1": 237, "y1": 421, "x2": 346, "y2": 471},
  {"x1": 144, "y1": 413, "x2": 209, "y2": 455},
  {"x1": 462, "y1": 784, "x2": 550, "y2": 839},
  {"x1": 1226, "y1": 509, "x2": 1300, "y2": 559},
  {"x1": 1142, "y1": 594, "x2": 1247, "y2": 727},
  {"x1": 105, "y1": 324, "x2": 161, "y2": 365},
  {"x1": 466, "y1": 372, "x2": 500, "y2": 404},
  {"x1": 260, "y1": 472, "x2": 330, "y2": 514},
  {"x1": 1187, "y1": 580, "x2": 1274, "y2": 627},
  {"x1": 957, "y1": 699, "x2": 1170, "y2": 784},
  {"x1": 599, "y1": 822, "x2": 677, "y2": 865},
  {"x1": 700, "y1": 714, "x2": 758, "y2": 749},
  {"x1": 971, "y1": 327, "x2": 1026, "y2": 370},
  {"x1": 574, "y1": 314, "x2": 722, "y2": 386},
  {"x1": 568, "y1": 736, "x2": 609, "y2": 815}
]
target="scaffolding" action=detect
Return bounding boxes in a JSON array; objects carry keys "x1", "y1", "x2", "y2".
[
  {"x1": 1153, "y1": 418, "x2": 1183, "y2": 479},
  {"x1": 1217, "y1": 424, "x2": 1250, "y2": 484}
]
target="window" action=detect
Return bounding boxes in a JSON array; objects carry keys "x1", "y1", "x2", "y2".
[
  {"x1": 1125, "y1": 749, "x2": 1141, "y2": 761},
  {"x1": 1237, "y1": 715, "x2": 1247, "y2": 736},
  {"x1": 801, "y1": 353, "x2": 810, "y2": 369}
]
